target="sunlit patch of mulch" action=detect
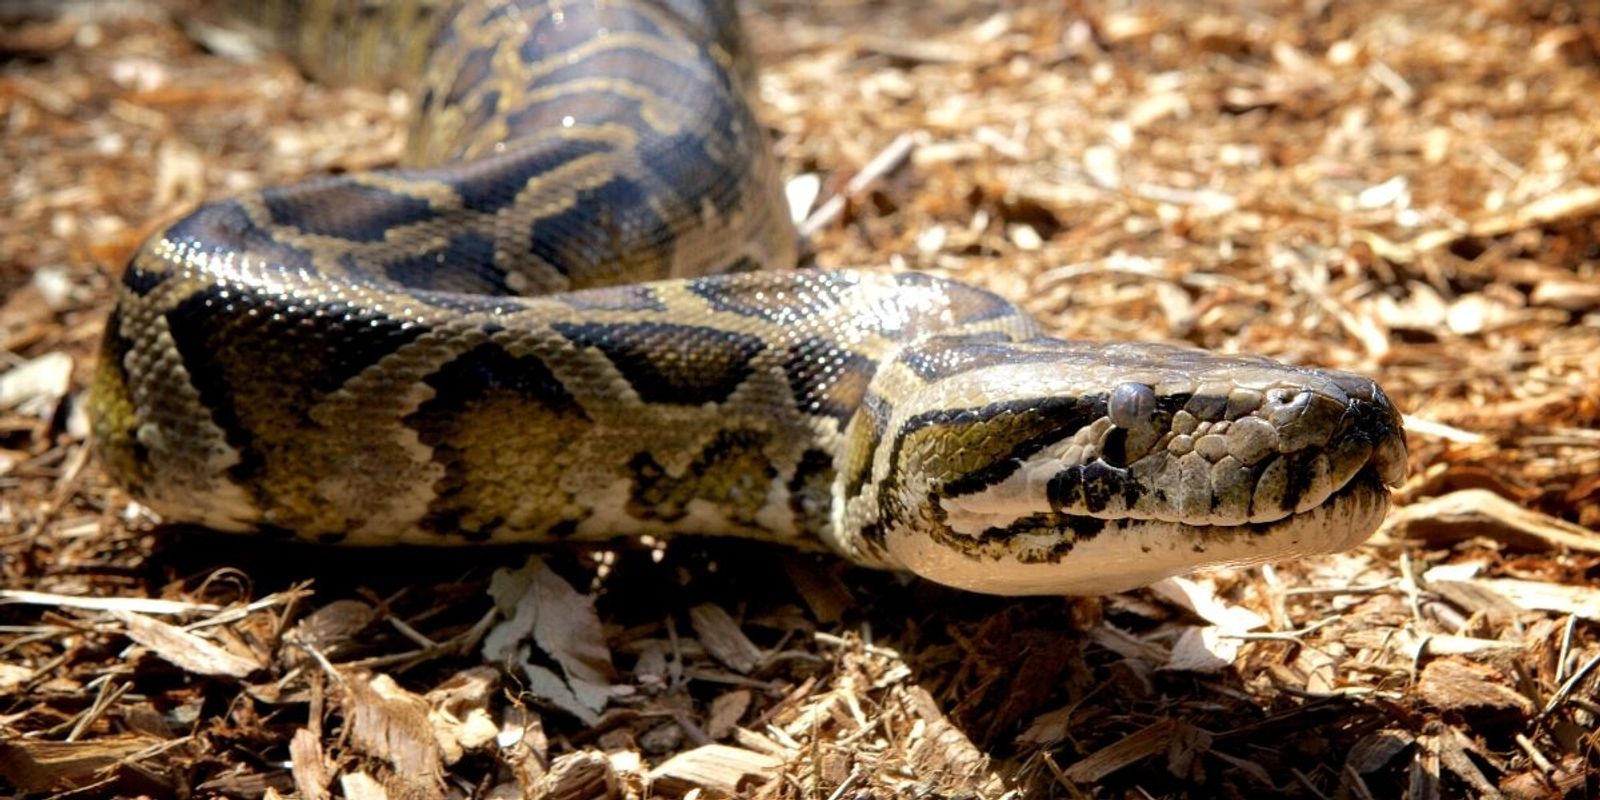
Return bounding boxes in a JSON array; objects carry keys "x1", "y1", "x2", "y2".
[{"x1": 2, "y1": 0, "x2": 1597, "y2": 797}]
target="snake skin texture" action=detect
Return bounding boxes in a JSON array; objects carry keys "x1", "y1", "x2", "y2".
[{"x1": 89, "y1": 0, "x2": 1409, "y2": 595}]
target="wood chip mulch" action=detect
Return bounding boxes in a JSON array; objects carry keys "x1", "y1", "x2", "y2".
[{"x1": 2, "y1": 0, "x2": 1598, "y2": 797}]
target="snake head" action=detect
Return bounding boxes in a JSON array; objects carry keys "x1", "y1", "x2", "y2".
[{"x1": 861, "y1": 336, "x2": 1408, "y2": 595}]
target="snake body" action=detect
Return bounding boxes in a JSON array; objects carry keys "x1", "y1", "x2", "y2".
[{"x1": 89, "y1": 0, "x2": 1407, "y2": 595}]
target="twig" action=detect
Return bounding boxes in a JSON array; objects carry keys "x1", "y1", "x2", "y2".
[
  {"x1": 1536, "y1": 652, "x2": 1600, "y2": 722},
  {"x1": 798, "y1": 131, "x2": 920, "y2": 238}
]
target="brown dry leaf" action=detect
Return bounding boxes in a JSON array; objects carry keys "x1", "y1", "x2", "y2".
[
  {"x1": 1148, "y1": 576, "x2": 1267, "y2": 631},
  {"x1": 1345, "y1": 729, "x2": 1415, "y2": 774},
  {"x1": 288, "y1": 599, "x2": 378, "y2": 652},
  {"x1": 483, "y1": 556, "x2": 617, "y2": 724},
  {"x1": 1161, "y1": 626, "x2": 1240, "y2": 673},
  {"x1": 0, "y1": 661, "x2": 34, "y2": 693},
  {"x1": 779, "y1": 559, "x2": 854, "y2": 623},
  {"x1": 117, "y1": 610, "x2": 264, "y2": 678},
  {"x1": 9, "y1": 1, "x2": 1600, "y2": 797}
]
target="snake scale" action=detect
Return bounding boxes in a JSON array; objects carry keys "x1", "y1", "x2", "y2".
[{"x1": 89, "y1": 0, "x2": 1408, "y2": 595}]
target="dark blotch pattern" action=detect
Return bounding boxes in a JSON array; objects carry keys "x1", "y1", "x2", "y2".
[
  {"x1": 163, "y1": 284, "x2": 431, "y2": 483},
  {"x1": 122, "y1": 265, "x2": 169, "y2": 296},
  {"x1": 411, "y1": 342, "x2": 579, "y2": 412},
  {"x1": 787, "y1": 448, "x2": 835, "y2": 536},
  {"x1": 781, "y1": 337, "x2": 875, "y2": 425},
  {"x1": 1277, "y1": 450, "x2": 1317, "y2": 515},
  {"x1": 627, "y1": 429, "x2": 776, "y2": 526},
  {"x1": 383, "y1": 231, "x2": 508, "y2": 294},
  {"x1": 406, "y1": 343, "x2": 588, "y2": 537},
  {"x1": 163, "y1": 201, "x2": 318, "y2": 276},
  {"x1": 1100, "y1": 428, "x2": 1130, "y2": 467},
  {"x1": 977, "y1": 512, "x2": 1109, "y2": 554},
  {"x1": 262, "y1": 180, "x2": 436, "y2": 242},
  {"x1": 432, "y1": 137, "x2": 614, "y2": 214},
  {"x1": 1048, "y1": 461, "x2": 1145, "y2": 515},
  {"x1": 900, "y1": 396, "x2": 1100, "y2": 501},
  {"x1": 554, "y1": 321, "x2": 765, "y2": 405},
  {"x1": 524, "y1": 176, "x2": 670, "y2": 281}
]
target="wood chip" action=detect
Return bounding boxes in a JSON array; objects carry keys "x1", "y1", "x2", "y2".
[
  {"x1": 8, "y1": 2, "x2": 1600, "y2": 797},
  {"x1": 706, "y1": 688, "x2": 752, "y2": 740},
  {"x1": 0, "y1": 351, "x2": 71, "y2": 416},
  {"x1": 1415, "y1": 659, "x2": 1535, "y2": 720},
  {"x1": 1062, "y1": 719, "x2": 1179, "y2": 783},
  {"x1": 1475, "y1": 579, "x2": 1600, "y2": 621},
  {"x1": 1383, "y1": 490, "x2": 1600, "y2": 554},
  {"x1": 117, "y1": 610, "x2": 263, "y2": 678},
  {"x1": 0, "y1": 735, "x2": 163, "y2": 793},
  {"x1": 289, "y1": 728, "x2": 331, "y2": 800},
  {"x1": 533, "y1": 751, "x2": 618, "y2": 800},
  {"x1": 648, "y1": 744, "x2": 782, "y2": 796},
  {"x1": 344, "y1": 673, "x2": 446, "y2": 795},
  {"x1": 687, "y1": 603, "x2": 763, "y2": 674}
]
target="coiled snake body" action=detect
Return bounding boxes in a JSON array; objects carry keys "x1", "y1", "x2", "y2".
[{"x1": 90, "y1": 0, "x2": 1407, "y2": 594}]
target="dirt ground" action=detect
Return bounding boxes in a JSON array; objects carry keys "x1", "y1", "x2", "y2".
[{"x1": 2, "y1": 0, "x2": 1598, "y2": 797}]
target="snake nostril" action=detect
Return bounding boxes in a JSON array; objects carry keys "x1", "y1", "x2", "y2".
[{"x1": 1266, "y1": 389, "x2": 1311, "y2": 425}]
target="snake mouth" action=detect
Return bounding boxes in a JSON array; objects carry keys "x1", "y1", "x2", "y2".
[
  {"x1": 936, "y1": 403, "x2": 1407, "y2": 536},
  {"x1": 894, "y1": 463, "x2": 1396, "y2": 596},
  {"x1": 1223, "y1": 461, "x2": 1390, "y2": 543}
]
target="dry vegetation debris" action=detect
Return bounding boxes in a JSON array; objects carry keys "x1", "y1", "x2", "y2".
[{"x1": 2, "y1": 0, "x2": 1598, "y2": 797}]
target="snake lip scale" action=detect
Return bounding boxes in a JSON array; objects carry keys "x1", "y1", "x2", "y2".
[{"x1": 87, "y1": 0, "x2": 1409, "y2": 596}]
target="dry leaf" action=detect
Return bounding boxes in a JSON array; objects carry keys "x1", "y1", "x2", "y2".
[{"x1": 483, "y1": 556, "x2": 617, "y2": 723}]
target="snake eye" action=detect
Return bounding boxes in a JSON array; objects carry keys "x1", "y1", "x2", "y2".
[{"x1": 1108, "y1": 381, "x2": 1157, "y2": 430}]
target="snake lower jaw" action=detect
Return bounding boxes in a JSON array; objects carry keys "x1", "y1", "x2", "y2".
[{"x1": 885, "y1": 466, "x2": 1394, "y2": 596}]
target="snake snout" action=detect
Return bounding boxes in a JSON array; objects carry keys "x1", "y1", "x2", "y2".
[{"x1": 1273, "y1": 371, "x2": 1409, "y2": 490}]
